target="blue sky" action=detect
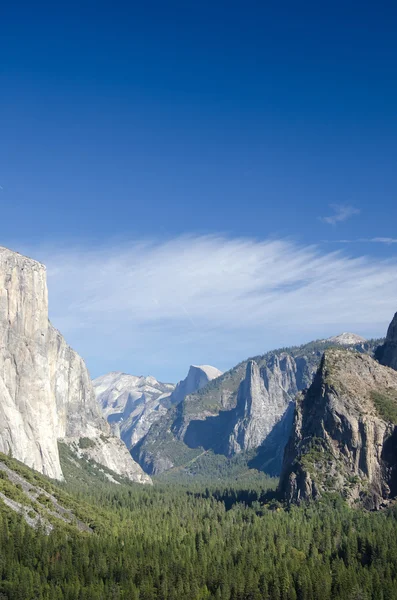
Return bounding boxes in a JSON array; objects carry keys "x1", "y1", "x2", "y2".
[{"x1": 1, "y1": 2, "x2": 397, "y2": 381}]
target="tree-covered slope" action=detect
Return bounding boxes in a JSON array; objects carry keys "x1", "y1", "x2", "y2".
[{"x1": 0, "y1": 450, "x2": 108, "y2": 534}]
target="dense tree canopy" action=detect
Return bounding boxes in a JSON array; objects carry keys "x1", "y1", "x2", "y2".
[{"x1": 1, "y1": 470, "x2": 397, "y2": 600}]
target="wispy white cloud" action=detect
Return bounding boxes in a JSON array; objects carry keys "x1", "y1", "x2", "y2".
[
  {"x1": 326, "y1": 238, "x2": 397, "y2": 245},
  {"x1": 22, "y1": 236, "x2": 397, "y2": 380},
  {"x1": 369, "y1": 237, "x2": 397, "y2": 244},
  {"x1": 320, "y1": 204, "x2": 360, "y2": 225}
]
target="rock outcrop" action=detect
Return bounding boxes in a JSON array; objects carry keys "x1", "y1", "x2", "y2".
[
  {"x1": 375, "y1": 313, "x2": 397, "y2": 371},
  {"x1": 279, "y1": 348, "x2": 397, "y2": 509},
  {"x1": 0, "y1": 247, "x2": 151, "y2": 484}
]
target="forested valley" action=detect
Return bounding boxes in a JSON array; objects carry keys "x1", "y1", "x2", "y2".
[{"x1": 1, "y1": 453, "x2": 397, "y2": 600}]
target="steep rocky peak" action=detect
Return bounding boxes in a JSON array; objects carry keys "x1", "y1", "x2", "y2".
[
  {"x1": 246, "y1": 359, "x2": 258, "y2": 377},
  {"x1": 280, "y1": 347, "x2": 397, "y2": 508},
  {"x1": 227, "y1": 357, "x2": 293, "y2": 455},
  {"x1": 170, "y1": 363, "x2": 222, "y2": 405},
  {"x1": 324, "y1": 348, "x2": 387, "y2": 388},
  {"x1": 277, "y1": 353, "x2": 297, "y2": 369},
  {"x1": 262, "y1": 353, "x2": 298, "y2": 397},
  {"x1": 143, "y1": 374, "x2": 162, "y2": 386},
  {"x1": 386, "y1": 312, "x2": 397, "y2": 342},
  {"x1": 375, "y1": 312, "x2": 397, "y2": 371},
  {"x1": 267, "y1": 352, "x2": 294, "y2": 367}
]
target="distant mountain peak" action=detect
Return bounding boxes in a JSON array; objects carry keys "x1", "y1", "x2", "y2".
[
  {"x1": 325, "y1": 332, "x2": 367, "y2": 345},
  {"x1": 190, "y1": 364, "x2": 223, "y2": 379},
  {"x1": 170, "y1": 364, "x2": 223, "y2": 406},
  {"x1": 93, "y1": 372, "x2": 175, "y2": 417}
]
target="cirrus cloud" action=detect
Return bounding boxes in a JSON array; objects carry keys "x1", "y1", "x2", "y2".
[{"x1": 320, "y1": 204, "x2": 360, "y2": 225}]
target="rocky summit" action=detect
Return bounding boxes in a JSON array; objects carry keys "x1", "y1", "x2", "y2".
[
  {"x1": 325, "y1": 332, "x2": 367, "y2": 345},
  {"x1": 279, "y1": 347, "x2": 397, "y2": 509},
  {"x1": 0, "y1": 247, "x2": 151, "y2": 484}
]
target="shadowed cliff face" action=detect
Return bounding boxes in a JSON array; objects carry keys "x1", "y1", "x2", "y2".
[
  {"x1": 183, "y1": 358, "x2": 293, "y2": 455},
  {"x1": 0, "y1": 247, "x2": 151, "y2": 484},
  {"x1": 375, "y1": 312, "x2": 397, "y2": 371},
  {"x1": 279, "y1": 349, "x2": 397, "y2": 509},
  {"x1": 227, "y1": 357, "x2": 295, "y2": 454}
]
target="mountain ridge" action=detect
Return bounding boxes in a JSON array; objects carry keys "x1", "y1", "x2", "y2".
[{"x1": 133, "y1": 336, "x2": 382, "y2": 477}]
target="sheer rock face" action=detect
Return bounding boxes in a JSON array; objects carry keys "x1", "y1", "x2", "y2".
[
  {"x1": 0, "y1": 248, "x2": 61, "y2": 479},
  {"x1": 0, "y1": 247, "x2": 151, "y2": 484},
  {"x1": 279, "y1": 349, "x2": 397, "y2": 509},
  {"x1": 227, "y1": 356, "x2": 295, "y2": 454},
  {"x1": 376, "y1": 313, "x2": 397, "y2": 371}
]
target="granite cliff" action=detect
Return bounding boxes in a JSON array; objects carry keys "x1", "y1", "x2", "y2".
[
  {"x1": 0, "y1": 247, "x2": 151, "y2": 484},
  {"x1": 279, "y1": 347, "x2": 397, "y2": 509},
  {"x1": 375, "y1": 312, "x2": 397, "y2": 371}
]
